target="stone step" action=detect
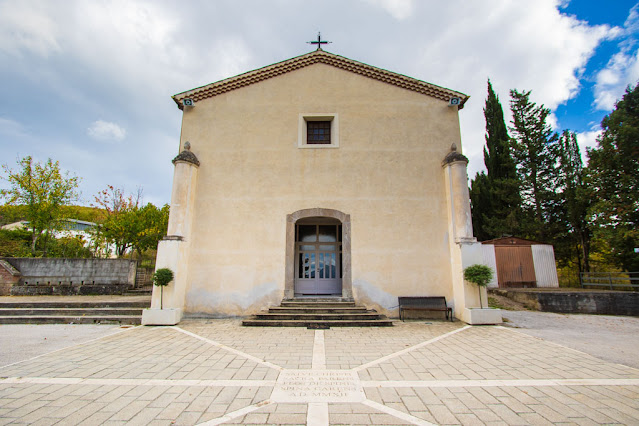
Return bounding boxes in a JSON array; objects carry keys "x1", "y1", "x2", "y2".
[
  {"x1": 0, "y1": 301, "x2": 150, "y2": 309},
  {"x1": 242, "y1": 319, "x2": 393, "y2": 327},
  {"x1": 267, "y1": 307, "x2": 369, "y2": 314},
  {"x1": 0, "y1": 308, "x2": 144, "y2": 316},
  {"x1": 284, "y1": 297, "x2": 354, "y2": 302},
  {"x1": 279, "y1": 301, "x2": 357, "y2": 308},
  {"x1": 254, "y1": 313, "x2": 383, "y2": 320},
  {"x1": 0, "y1": 315, "x2": 141, "y2": 325},
  {"x1": 243, "y1": 297, "x2": 392, "y2": 327},
  {"x1": 123, "y1": 289, "x2": 152, "y2": 295}
]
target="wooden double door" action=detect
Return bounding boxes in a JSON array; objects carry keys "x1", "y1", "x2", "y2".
[{"x1": 294, "y1": 220, "x2": 342, "y2": 295}]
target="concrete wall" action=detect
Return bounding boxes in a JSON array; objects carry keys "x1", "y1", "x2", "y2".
[
  {"x1": 492, "y1": 289, "x2": 639, "y2": 316},
  {"x1": 178, "y1": 63, "x2": 464, "y2": 316},
  {"x1": 2, "y1": 258, "x2": 137, "y2": 295}
]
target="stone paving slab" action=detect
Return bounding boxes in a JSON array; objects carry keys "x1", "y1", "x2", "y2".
[
  {"x1": 1, "y1": 326, "x2": 278, "y2": 382},
  {"x1": 0, "y1": 319, "x2": 638, "y2": 425},
  {"x1": 324, "y1": 322, "x2": 463, "y2": 370},
  {"x1": 180, "y1": 321, "x2": 314, "y2": 370},
  {"x1": 356, "y1": 326, "x2": 639, "y2": 382}
]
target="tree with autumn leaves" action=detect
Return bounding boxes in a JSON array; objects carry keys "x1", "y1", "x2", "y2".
[
  {"x1": 0, "y1": 156, "x2": 80, "y2": 256},
  {"x1": 92, "y1": 185, "x2": 168, "y2": 259}
]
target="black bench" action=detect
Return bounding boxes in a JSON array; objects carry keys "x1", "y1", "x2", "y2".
[{"x1": 398, "y1": 296, "x2": 453, "y2": 321}]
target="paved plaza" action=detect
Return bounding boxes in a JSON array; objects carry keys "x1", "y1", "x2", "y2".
[{"x1": 1, "y1": 320, "x2": 639, "y2": 425}]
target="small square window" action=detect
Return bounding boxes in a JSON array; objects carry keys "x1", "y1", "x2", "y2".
[
  {"x1": 307, "y1": 121, "x2": 331, "y2": 144},
  {"x1": 298, "y1": 113, "x2": 339, "y2": 148}
]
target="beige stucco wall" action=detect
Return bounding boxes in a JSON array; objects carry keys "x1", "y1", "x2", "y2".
[{"x1": 177, "y1": 63, "x2": 464, "y2": 317}]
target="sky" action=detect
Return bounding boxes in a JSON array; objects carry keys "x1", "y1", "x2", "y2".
[{"x1": 1, "y1": 0, "x2": 638, "y2": 207}]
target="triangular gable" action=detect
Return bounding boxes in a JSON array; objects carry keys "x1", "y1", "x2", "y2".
[{"x1": 172, "y1": 50, "x2": 469, "y2": 109}]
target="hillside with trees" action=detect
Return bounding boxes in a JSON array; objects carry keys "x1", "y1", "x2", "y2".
[{"x1": 0, "y1": 159, "x2": 168, "y2": 261}]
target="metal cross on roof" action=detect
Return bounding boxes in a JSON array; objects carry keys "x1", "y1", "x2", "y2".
[{"x1": 308, "y1": 32, "x2": 331, "y2": 50}]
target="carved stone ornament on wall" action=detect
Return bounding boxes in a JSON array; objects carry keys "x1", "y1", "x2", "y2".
[
  {"x1": 442, "y1": 143, "x2": 469, "y2": 166},
  {"x1": 172, "y1": 141, "x2": 201, "y2": 167}
]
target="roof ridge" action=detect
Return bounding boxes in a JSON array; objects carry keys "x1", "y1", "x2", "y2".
[{"x1": 172, "y1": 50, "x2": 469, "y2": 109}]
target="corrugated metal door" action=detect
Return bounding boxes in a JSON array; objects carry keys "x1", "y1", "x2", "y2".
[{"x1": 495, "y1": 246, "x2": 536, "y2": 287}]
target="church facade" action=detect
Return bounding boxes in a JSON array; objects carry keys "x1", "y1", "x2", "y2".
[{"x1": 143, "y1": 49, "x2": 501, "y2": 325}]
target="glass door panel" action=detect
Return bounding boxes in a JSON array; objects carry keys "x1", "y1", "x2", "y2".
[{"x1": 294, "y1": 223, "x2": 342, "y2": 295}]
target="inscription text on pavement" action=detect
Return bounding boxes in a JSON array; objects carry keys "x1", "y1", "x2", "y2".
[{"x1": 271, "y1": 370, "x2": 365, "y2": 403}]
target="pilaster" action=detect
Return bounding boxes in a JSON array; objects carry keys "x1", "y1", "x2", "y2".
[
  {"x1": 143, "y1": 142, "x2": 199, "y2": 325},
  {"x1": 442, "y1": 144, "x2": 500, "y2": 324}
]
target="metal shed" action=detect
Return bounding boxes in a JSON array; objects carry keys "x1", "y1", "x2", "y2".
[{"x1": 481, "y1": 237, "x2": 559, "y2": 288}]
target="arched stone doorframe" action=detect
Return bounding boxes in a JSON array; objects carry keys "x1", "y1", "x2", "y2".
[{"x1": 284, "y1": 208, "x2": 352, "y2": 299}]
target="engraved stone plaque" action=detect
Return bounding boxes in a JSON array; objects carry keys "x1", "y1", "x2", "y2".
[{"x1": 271, "y1": 370, "x2": 365, "y2": 403}]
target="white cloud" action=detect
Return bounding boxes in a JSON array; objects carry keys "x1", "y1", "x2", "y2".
[
  {"x1": 0, "y1": 0, "x2": 628, "y2": 203},
  {"x1": 402, "y1": 0, "x2": 616, "y2": 178},
  {"x1": 594, "y1": 49, "x2": 639, "y2": 110},
  {"x1": 87, "y1": 120, "x2": 126, "y2": 141},
  {"x1": 576, "y1": 128, "x2": 602, "y2": 163},
  {"x1": 363, "y1": 0, "x2": 414, "y2": 20},
  {"x1": 593, "y1": 5, "x2": 639, "y2": 111},
  {"x1": 0, "y1": 0, "x2": 61, "y2": 57}
]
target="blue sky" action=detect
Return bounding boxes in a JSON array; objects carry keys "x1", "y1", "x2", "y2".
[
  {"x1": 1, "y1": 0, "x2": 638, "y2": 207},
  {"x1": 556, "y1": 0, "x2": 639, "y2": 135}
]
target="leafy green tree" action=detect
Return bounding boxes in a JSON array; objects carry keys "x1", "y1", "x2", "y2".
[
  {"x1": 469, "y1": 172, "x2": 491, "y2": 241},
  {"x1": 586, "y1": 83, "x2": 639, "y2": 271},
  {"x1": 0, "y1": 156, "x2": 80, "y2": 256},
  {"x1": 555, "y1": 130, "x2": 591, "y2": 273},
  {"x1": 93, "y1": 186, "x2": 169, "y2": 258},
  {"x1": 92, "y1": 186, "x2": 139, "y2": 257},
  {"x1": 153, "y1": 268, "x2": 174, "y2": 309},
  {"x1": 470, "y1": 80, "x2": 521, "y2": 240},
  {"x1": 131, "y1": 203, "x2": 169, "y2": 257},
  {"x1": 0, "y1": 228, "x2": 32, "y2": 257},
  {"x1": 509, "y1": 89, "x2": 559, "y2": 242},
  {"x1": 46, "y1": 235, "x2": 93, "y2": 258},
  {"x1": 463, "y1": 264, "x2": 494, "y2": 308},
  {"x1": 0, "y1": 204, "x2": 28, "y2": 226}
]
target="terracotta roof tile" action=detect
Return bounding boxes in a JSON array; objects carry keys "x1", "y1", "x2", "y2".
[{"x1": 173, "y1": 50, "x2": 469, "y2": 109}]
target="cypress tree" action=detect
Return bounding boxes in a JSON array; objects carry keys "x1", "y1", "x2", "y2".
[
  {"x1": 469, "y1": 80, "x2": 521, "y2": 240},
  {"x1": 556, "y1": 130, "x2": 590, "y2": 273},
  {"x1": 469, "y1": 171, "x2": 491, "y2": 242},
  {"x1": 484, "y1": 80, "x2": 517, "y2": 181}
]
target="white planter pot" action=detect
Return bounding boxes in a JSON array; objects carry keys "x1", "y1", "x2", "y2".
[
  {"x1": 463, "y1": 308, "x2": 502, "y2": 325},
  {"x1": 141, "y1": 308, "x2": 183, "y2": 325}
]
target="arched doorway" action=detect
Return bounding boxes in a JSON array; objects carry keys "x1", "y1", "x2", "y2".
[
  {"x1": 285, "y1": 208, "x2": 352, "y2": 299},
  {"x1": 294, "y1": 218, "x2": 342, "y2": 295}
]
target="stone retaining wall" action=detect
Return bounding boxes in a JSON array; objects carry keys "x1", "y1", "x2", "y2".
[
  {"x1": 491, "y1": 289, "x2": 639, "y2": 316},
  {"x1": 1, "y1": 258, "x2": 137, "y2": 296}
]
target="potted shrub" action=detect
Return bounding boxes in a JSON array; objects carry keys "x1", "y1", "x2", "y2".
[
  {"x1": 153, "y1": 268, "x2": 174, "y2": 310},
  {"x1": 463, "y1": 264, "x2": 493, "y2": 308}
]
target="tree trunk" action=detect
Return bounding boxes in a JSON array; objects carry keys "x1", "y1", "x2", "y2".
[
  {"x1": 478, "y1": 286, "x2": 483, "y2": 309},
  {"x1": 30, "y1": 230, "x2": 39, "y2": 257}
]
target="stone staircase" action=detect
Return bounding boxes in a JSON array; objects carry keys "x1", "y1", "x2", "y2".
[
  {"x1": 123, "y1": 285, "x2": 153, "y2": 296},
  {"x1": 242, "y1": 298, "x2": 393, "y2": 327},
  {"x1": 0, "y1": 297, "x2": 150, "y2": 325}
]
